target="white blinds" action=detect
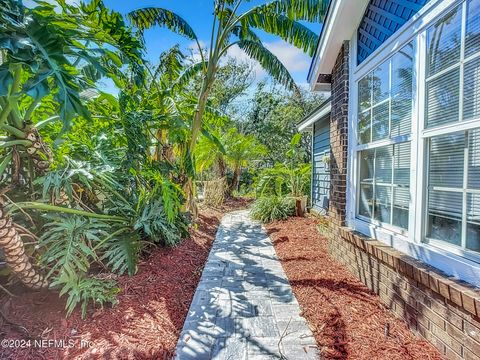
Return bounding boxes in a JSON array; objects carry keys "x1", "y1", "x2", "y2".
[
  {"x1": 427, "y1": 129, "x2": 480, "y2": 249},
  {"x1": 357, "y1": 42, "x2": 414, "y2": 145},
  {"x1": 426, "y1": 0, "x2": 480, "y2": 129},
  {"x1": 358, "y1": 143, "x2": 411, "y2": 229}
]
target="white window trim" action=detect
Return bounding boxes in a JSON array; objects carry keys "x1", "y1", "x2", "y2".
[{"x1": 346, "y1": 0, "x2": 480, "y2": 287}]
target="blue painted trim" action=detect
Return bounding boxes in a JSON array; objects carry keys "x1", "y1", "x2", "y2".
[{"x1": 357, "y1": 0, "x2": 430, "y2": 64}]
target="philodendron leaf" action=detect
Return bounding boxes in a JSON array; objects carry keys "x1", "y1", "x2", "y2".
[
  {"x1": 24, "y1": 70, "x2": 51, "y2": 100},
  {"x1": 0, "y1": 65, "x2": 13, "y2": 96}
]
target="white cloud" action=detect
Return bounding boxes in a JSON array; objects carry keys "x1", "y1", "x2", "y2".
[
  {"x1": 264, "y1": 41, "x2": 311, "y2": 73},
  {"x1": 225, "y1": 40, "x2": 311, "y2": 82},
  {"x1": 186, "y1": 40, "x2": 208, "y2": 62}
]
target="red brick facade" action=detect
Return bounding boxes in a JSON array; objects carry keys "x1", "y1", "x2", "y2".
[{"x1": 324, "y1": 41, "x2": 480, "y2": 359}]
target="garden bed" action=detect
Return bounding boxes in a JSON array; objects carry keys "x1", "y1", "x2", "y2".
[
  {"x1": 0, "y1": 198, "x2": 251, "y2": 360},
  {"x1": 265, "y1": 215, "x2": 442, "y2": 360}
]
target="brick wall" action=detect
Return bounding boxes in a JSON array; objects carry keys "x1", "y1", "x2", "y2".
[
  {"x1": 324, "y1": 40, "x2": 480, "y2": 359},
  {"x1": 328, "y1": 41, "x2": 349, "y2": 228},
  {"x1": 322, "y1": 227, "x2": 480, "y2": 359}
]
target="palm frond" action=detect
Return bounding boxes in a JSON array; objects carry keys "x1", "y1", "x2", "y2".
[
  {"x1": 241, "y1": 13, "x2": 318, "y2": 56},
  {"x1": 128, "y1": 7, "x2": 198, "y2": 40},
  {"x1": 236, "y1": 40, "x2": 297, "y2": 91},
  {"x1": 251, "y1": 0, "x2": 329, "y2": 22},
  {"x1": 232, "y1": 25, "x2": 261, "y2": 43},
  {"x1": 172, "y1": 61, "x2": 208, "y2": 91}
]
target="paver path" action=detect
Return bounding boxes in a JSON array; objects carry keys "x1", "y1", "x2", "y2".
[{"x1": 174, "y1": 210, "x2": 319, "y2": 359}]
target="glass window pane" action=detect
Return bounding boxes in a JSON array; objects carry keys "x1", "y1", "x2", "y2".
[
  {"x1": 429, "y1": 133, "x2": 465, "y2": 188},
  {"x1": 375, "y1": 146, "x2": 392, "y2": 184},
  {"x1": 426, "y1": 6, "x2": 462, "y2": 76},
  {"x1": 358, "y1": 75, "x2": 371, "y2": 112},
  {"x1": 359, "y1": 184, "x2": 373, "y2": 218},
  {"x1": 427, "y1": 190, "x2": 462, "y2": 246},
  {"x1": 464, "y1": 58, "x2": 480, "y2": 121},
  {"x1": 374, "y1": 185, "x2": 392, "y2": 223},
  {"x1": 469, "y1": 129, "x2": 480, "y2": 189},
  {"x1": 372, "y1": 102, "x2": 389, "y2": 141},
  {"x1": 393, "y1": 142, "x2": 411, "y2": 186},
  {"x1": 393, "y1": 187, "x2": 409, "y2": 229},
  {"x1": 391, "y1": 43, "x2": 414, "y2": 137},
  {"x1": 359, "y1": 149, "x2": 375, "y2": 183},
  {"x1": 467, "y1": 193, "x2": 480, "y2": 252},
  {"x1": 372, "y1": 62, "x2": 390, "y2": 105},
  {"x1": 358, "y1": 110, "x2": 371, "y2": 144},
  {"x1": 426, "y1": 68, "x2": 460, "y2": 128},
  {"x1": 466, "y1": 0, "x2": 480, "y2": 58}
]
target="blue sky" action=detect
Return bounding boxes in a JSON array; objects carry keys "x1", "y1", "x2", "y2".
[{"x1": 100, "y1": 0, "x2": 321, "y2": 87}]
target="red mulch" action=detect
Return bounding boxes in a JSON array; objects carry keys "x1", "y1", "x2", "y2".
[
  {"x1": 0, "y1": 197, "x2": 251, "y2": 360},
  {"x1": 265, "y1": 216, "x2": 442, "y2": 360}
]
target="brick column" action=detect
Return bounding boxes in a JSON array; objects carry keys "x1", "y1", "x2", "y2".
[{"x1": 328, "y1": 41, "x2": 350, "y2": 228}]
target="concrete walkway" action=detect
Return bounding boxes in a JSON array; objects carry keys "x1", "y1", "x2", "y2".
[{"x1": 174, "y1": 210, "x2": 319, "y2": 360}]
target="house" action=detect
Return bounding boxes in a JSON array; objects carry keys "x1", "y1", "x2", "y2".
[
  {"x1": 300, "y1": 0, "x2": 480, "y2": 357},
  {"x1": 297, "y1": 99, "x2": 331, "y2": 214}
]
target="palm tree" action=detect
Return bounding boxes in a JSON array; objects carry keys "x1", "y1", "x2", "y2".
[
  {"x1": 196, "y1": 127, "x2": 266, "y2": 195},
  {"x1": 128, "y1": 0, "x2": 328, "y2": 213}
]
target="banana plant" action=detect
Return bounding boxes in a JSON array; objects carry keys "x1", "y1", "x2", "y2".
[{"x1": 128, "y1": 0, "x2": 329, "y2": 214}]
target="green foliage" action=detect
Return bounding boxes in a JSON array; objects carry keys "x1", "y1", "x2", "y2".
[
  {"x1": 237, "y1": 40, "x2": 296, "y2": 90},
  {"x1": 53, "y1": 272, "x2": 120, "y2": 318},
  {"x1": 39, "y1": 216, "x2": 107, "y2": 278},
  {"x1": 242, "y1": 83, "x2": 325, "y2": 164},
  {"x1": 0, "y1": 0, "x2": 327, "y2": 319},
  {"x1": 100, "y1": 231, "x2": 142, "y2": 276},
  {"x1": 127, "y1": 0, "x2": 328, "y2": 216},
  {"x1": 250, "y1": 196, "x2": 295, "y2": 223},
  {"x1": 255, "y1": 134, "x2": 311, "y2": 197},
  {"x1": 134, "y1": 195, "x2": 189, "y2": 247}
]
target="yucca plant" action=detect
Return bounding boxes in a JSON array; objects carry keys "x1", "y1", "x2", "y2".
[{"x1": 128, "y1": 0, "x2": 329, "y2": 214}]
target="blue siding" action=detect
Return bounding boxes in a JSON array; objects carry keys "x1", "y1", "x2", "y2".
[
  {"x1": 357, "y1": 0, "x2": 430, "y2": 64},
  {"x1": 312, "y1": 116, "x2": 330, "y2": 213}
]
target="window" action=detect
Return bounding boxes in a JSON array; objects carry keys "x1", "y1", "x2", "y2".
[
  {"x1": 351, "y1": 0, "x2": 480, "y2": 282},
  {"x1": 358, "y1": 42, "x2": 414, "y2": 145},
  {"x1": 358, "y1": 143, "x2": 410, "y2": 229},
  {"x1": 425, "y1": 1, "x2": 480, "y2": 254},
  {"x1": 426, "y1": 1, "x2": 480, "y2": 128},
  {"x1": 356, "y1": 42, "x2": 415, "y2": 231}
]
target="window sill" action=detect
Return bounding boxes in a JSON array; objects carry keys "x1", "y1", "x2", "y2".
[{"x1": 351, "y1": 218, "x2": 480, "y2": 288}]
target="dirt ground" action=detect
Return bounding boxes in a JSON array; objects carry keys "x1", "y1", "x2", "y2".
[
  {"x1": 265, "y1": 215, "x2": 442, "y2": 360},
  {"x1": 0, "y1": 198, "x2": 251, "y2": 360}
]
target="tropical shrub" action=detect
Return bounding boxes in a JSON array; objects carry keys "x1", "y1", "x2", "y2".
[
  {"x1": 128, "y1": 0, "x2": 328, "y2": 212},
  {"x1": 250, "y1": 196, "x2": 295, "y2": 223},
  {"x1": 255, "y1": 134, "x2": 311, "y2": 197}
]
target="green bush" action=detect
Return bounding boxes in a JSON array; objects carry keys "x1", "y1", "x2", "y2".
[{"x1": 250, "y1": 196, "x2": 295, "y2": 223}]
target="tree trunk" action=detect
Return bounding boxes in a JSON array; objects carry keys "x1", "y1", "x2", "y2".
[
  {"x1": 0, "y1": 205, "x2": 48, "y2": 290},
  {"x1": 216, "y1": 157, "x2": 226, "y2": 178},
  {"x1": 25, "y1": 127, "x2": 52, "y2": 174},
  {"x1": 184, "y1": 73, "x2": 215, "y2": 217},
  {"x1": 228, "y1": 166, "x2": 240, "y2": 196}
]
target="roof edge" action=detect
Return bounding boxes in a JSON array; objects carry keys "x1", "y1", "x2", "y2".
[{"x1": 297, "y1": 98, "x2": 331, "y2": 132}]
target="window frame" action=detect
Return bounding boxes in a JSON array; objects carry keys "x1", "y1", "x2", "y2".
[{"x1": 347, "y1": 0, "x2": 480, "y2": 278}]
